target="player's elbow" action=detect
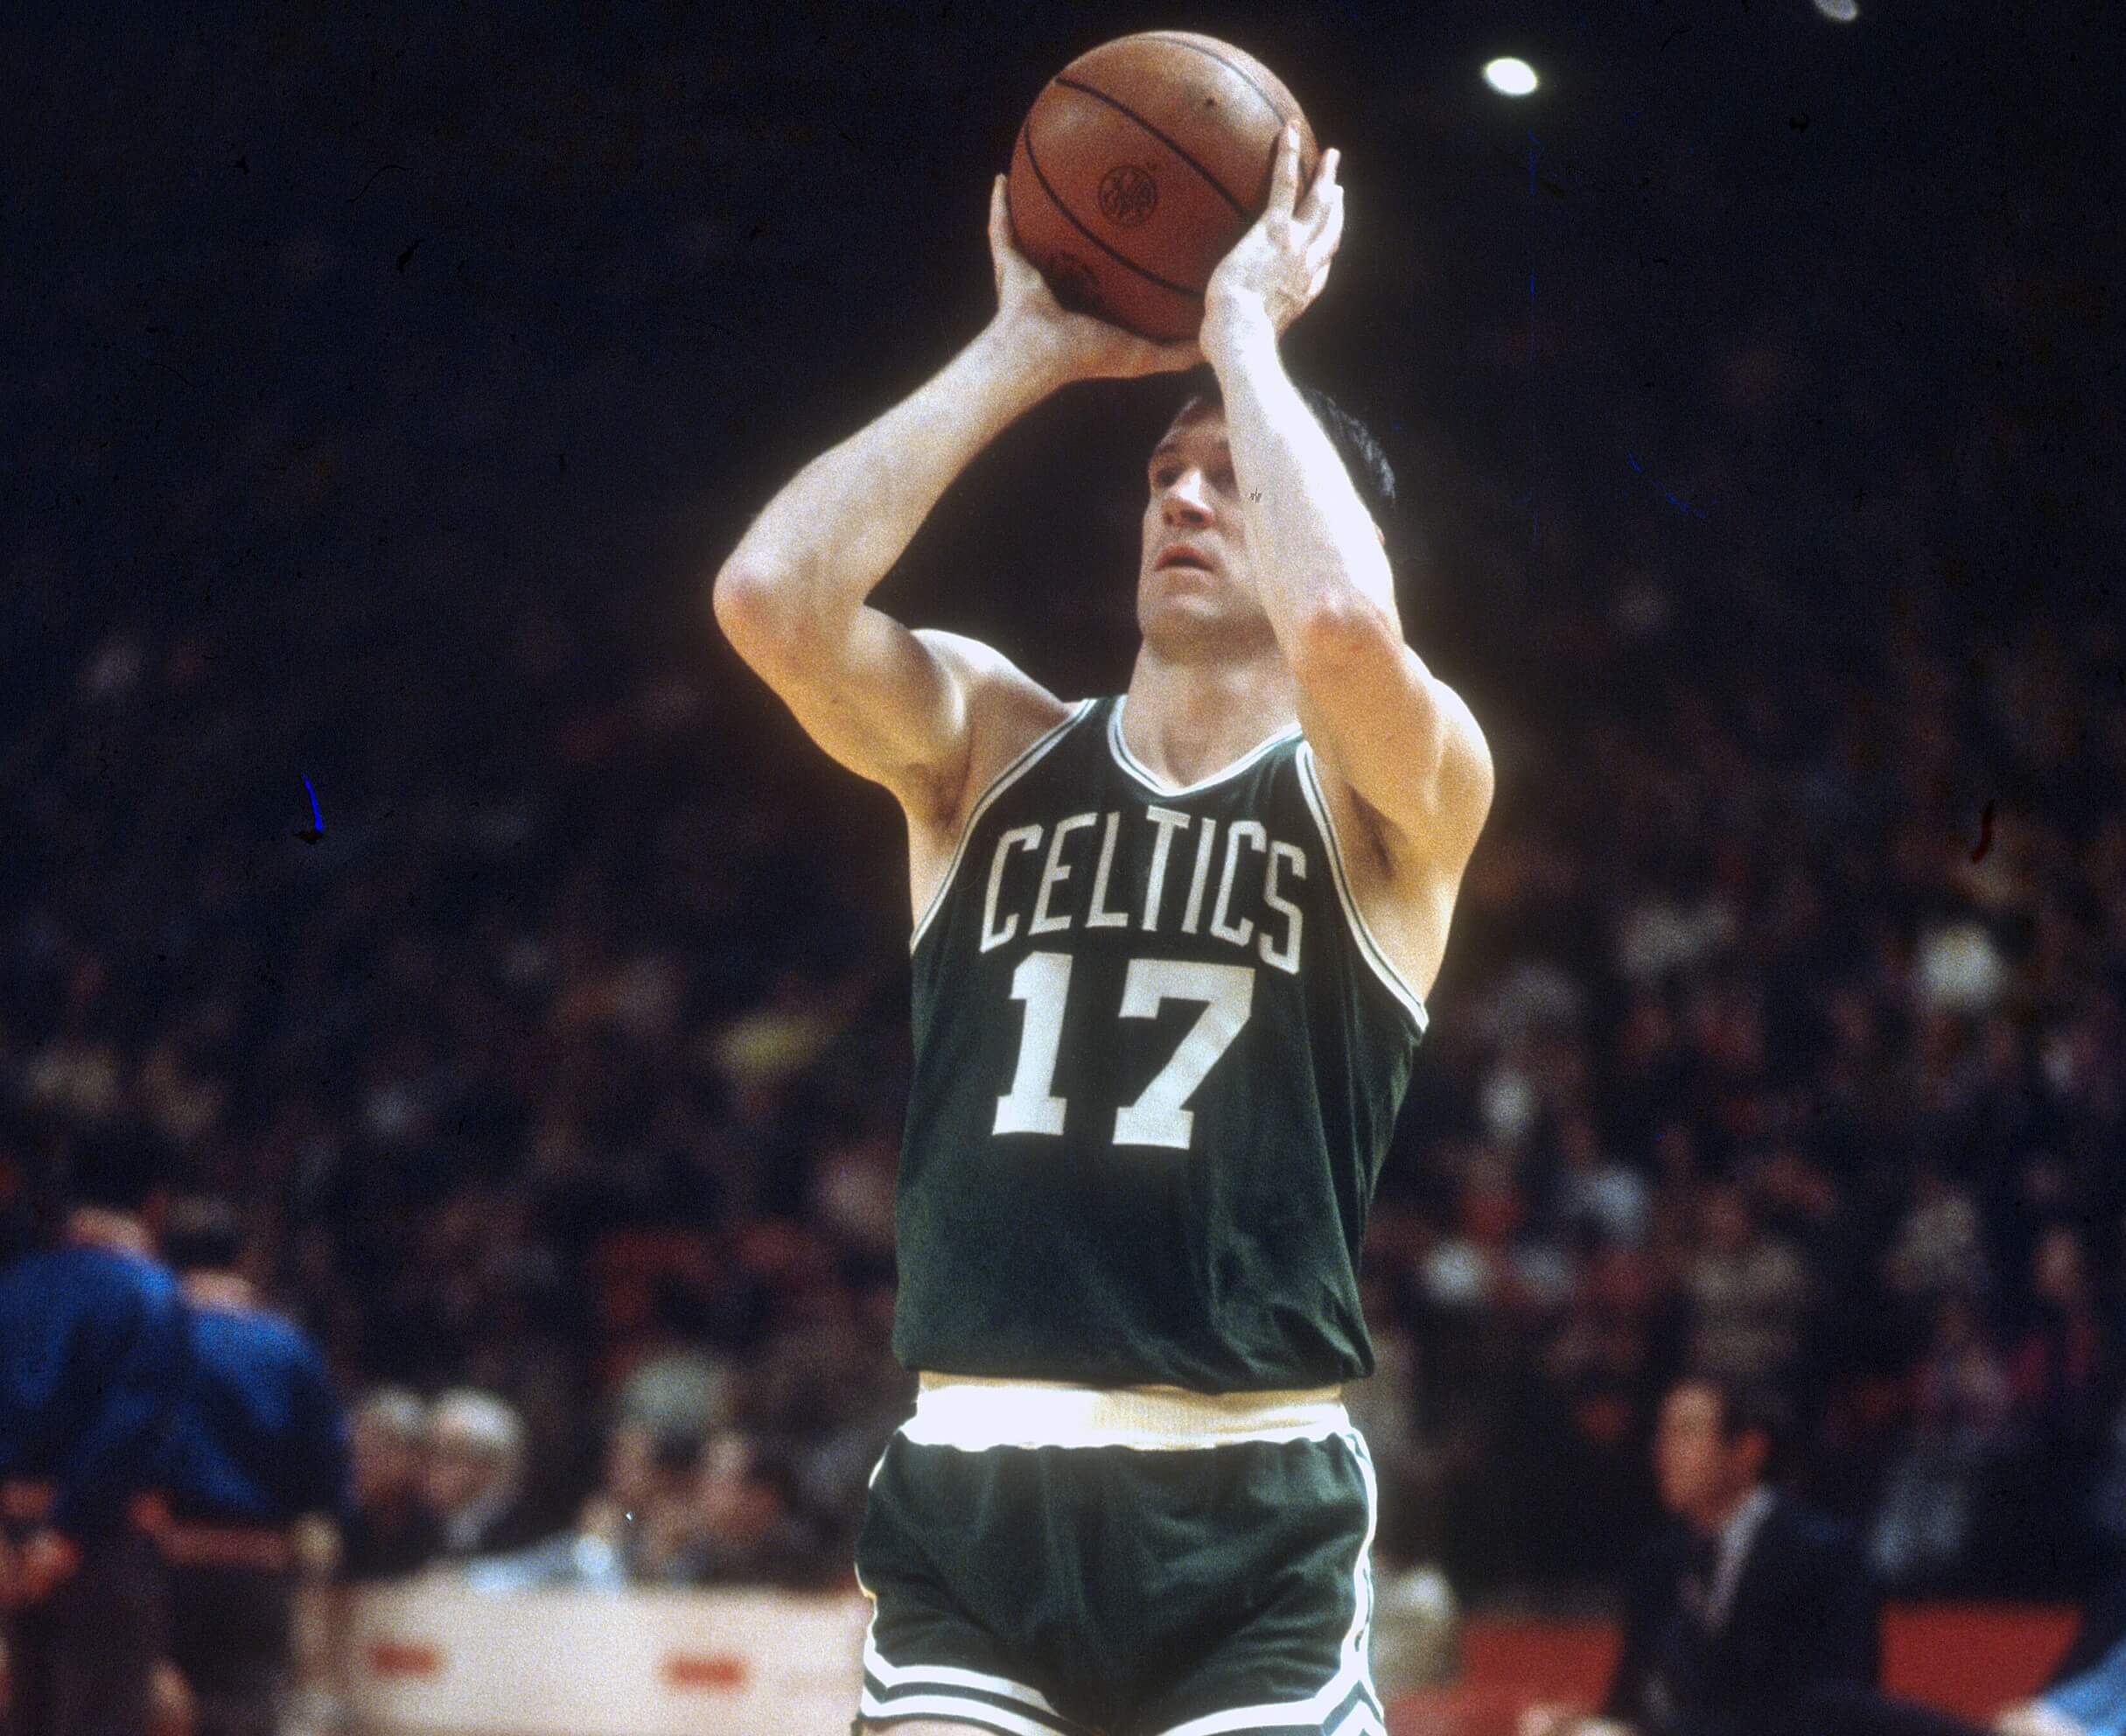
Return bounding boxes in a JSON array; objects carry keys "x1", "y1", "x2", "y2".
[
  {"x1": 1289, "y1": 595, "x2": 1397, "y2": 680},
  {"x1": 711, "y1": 561, "x2": 805, "y2": 666}
]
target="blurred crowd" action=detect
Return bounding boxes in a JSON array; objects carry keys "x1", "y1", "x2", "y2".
[
  {"x1": 4, "y1": 3, "x2": 2121, "y2": 1613},
  {"x1": 333, "y1": 1383, "x2": 856, "y2": 1592}
]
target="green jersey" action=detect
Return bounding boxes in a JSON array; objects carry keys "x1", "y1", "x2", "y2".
[{"x1": 892, "y1": 695, "x2": 1428, "y2": 1393}]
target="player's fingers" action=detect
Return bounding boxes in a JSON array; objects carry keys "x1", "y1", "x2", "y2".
[
  {"x1": 989, "y1": 177, "x2": 1017, "y2": 294},
  {"x1": 1318, "y1": 184, "x2": 1346, "y2": 257},
  {"x1": 1295, "y1": 146, "x2": 1335, "y2": 223},
  {"x1": 1270, "y1": 123, "x2": 1302, "y2": 210},
  {"x1": 1306, "y1": 147, "x2": 1340, "y2": 210}
]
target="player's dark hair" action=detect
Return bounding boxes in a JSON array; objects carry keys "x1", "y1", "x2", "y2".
[
  {"x1": 1166, "y1": 364, "x2": 1399, "y2": 536},
  {"x1": 163, "y1": 1194, "x2": 245, "y2": 1273},
  {"x1": 66, "y1": 1115, "x2": 175, "y2": 1214}
]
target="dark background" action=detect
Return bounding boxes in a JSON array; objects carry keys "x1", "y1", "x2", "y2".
[{"x1": 3, "y1": 0, "x2": 2123, "y2": 1603}]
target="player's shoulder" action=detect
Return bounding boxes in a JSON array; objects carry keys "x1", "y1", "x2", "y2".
[
  {"x1": 913, "y1": 629, "x2": 1083, "y2": 807},
  {"x1": 912, "y1": 627, "x2": 1061, "y2": 709}
]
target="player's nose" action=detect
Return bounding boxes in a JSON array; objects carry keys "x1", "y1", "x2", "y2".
[{"x1": 1160, "y1": 470, "x2": 1215, "y2": 523}]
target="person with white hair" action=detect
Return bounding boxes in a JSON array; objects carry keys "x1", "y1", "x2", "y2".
[
  {"x1": 339, "y1": 1388, "x2": 440, "y2": 1582},
  {"x1": 422, "y1": 1390, "x2": 540, "y2": 1560}
]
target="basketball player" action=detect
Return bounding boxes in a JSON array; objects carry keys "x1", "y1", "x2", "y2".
[{"x1": 714, "y1": 127, "x2": 1493, "y2": 1736}]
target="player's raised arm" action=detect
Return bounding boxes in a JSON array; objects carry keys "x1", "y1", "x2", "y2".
[
  {"x1": 711, "y1": 177, "x2": 1200, "y2": 827},
  {"x1": 1199, "y1": 127, "x2": 1493, "y2": 877}
]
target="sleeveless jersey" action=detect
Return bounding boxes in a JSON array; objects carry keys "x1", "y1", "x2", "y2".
[{"x1": 891, "y1": 695, "x2": 1429, "y2": 1393}]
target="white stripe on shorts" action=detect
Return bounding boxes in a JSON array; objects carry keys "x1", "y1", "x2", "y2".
[{"x1": 859, "y1": 1687, "x2": 1080, "y2": 1736}]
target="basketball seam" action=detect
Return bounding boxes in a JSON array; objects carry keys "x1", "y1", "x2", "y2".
[
  {"x1": 1019, "y1": 120, "x2": 1202, "y2": 304},
  {"x1": 1051, "y1": 74, "x2": 1246, "y2": 218},
  {"x1": 1136, "y1": 34, "x2": 1287, "y2": 130}
]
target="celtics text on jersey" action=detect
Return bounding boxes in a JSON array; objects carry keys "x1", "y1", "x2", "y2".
[{"x1": 892, "y1": 695, "x2": 1429, "y2": 1394}]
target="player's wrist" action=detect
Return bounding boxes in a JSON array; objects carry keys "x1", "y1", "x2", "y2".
[
  {"x1": 976, "y1": 307, "x2": 1082, "y2": 395},
  {"x1": 1200, "y1": 296, "x2": 1279, "y2": 368}
]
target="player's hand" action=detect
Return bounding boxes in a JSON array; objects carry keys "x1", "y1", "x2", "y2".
[
  {"x1": 984, "y1": 176, "x2": 1204, "y2": 385},
  {"x1": 1202, "y1": 126, "x2": 1344, "y2": 349}
]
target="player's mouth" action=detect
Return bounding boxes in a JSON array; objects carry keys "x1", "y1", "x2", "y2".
[{"x1": 1155, "y1": 543, "x2": 1214, "y2": 573}]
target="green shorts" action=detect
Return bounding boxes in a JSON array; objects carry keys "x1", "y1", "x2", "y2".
[{"x1": 850, "y1": 1377, "x2": 1386, "y2": 1736}]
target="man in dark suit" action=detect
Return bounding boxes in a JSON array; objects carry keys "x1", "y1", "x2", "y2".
[{"x1": 1521, "y1": 1375, "x2": 1880, "y2": 1736}]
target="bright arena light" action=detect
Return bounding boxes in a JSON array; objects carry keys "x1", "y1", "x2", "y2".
[
  {"x1": 1483, "y1": 58, "x2": 1539, "y2": 97},
  {"x1": 1815, "y1": 0, "x2": 1859, "y2": 19}
]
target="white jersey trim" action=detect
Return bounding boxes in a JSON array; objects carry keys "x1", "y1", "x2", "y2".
[
  {"x1": 903, "y1": 1372, "x2": 1348, "y2": 1451},
  {"x1": 1107, "y1": 694, "x2": 1302, "y2": 799},
  {"x1": 910, "y1": 698, "x2": 1097, "y2": 954},
  {"x1": 1295, "y1": 745, "x2": 1429, "y2": 1037}
]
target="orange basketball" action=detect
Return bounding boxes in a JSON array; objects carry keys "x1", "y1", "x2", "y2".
[{"x1": 1005, "y1": 32, "x2": 1319, "y2": 342}]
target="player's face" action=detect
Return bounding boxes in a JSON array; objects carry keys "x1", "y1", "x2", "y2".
[{"x1": 1137, "y1": 400, "x2": 1265, "y2": 643}]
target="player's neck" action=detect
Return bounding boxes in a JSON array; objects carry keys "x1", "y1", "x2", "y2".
[{"x1": 1122, "y1": 647, "x2": 1297, "y2": 788}]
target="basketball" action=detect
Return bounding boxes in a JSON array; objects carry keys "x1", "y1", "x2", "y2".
[{"x1": 1006, "y1": 32, "x2": 1320, "y2": 342}]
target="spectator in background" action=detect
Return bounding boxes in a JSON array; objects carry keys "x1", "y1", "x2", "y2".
[
  {"x1": 670, "y1": 1429, "x2": 841, "y2": 1591},
  {"x1": 1868, "y1": 1291, "x2": 2012, "y2": 1593},
  {"x1": 2092, "y1": 1212, "x2": 2126, "y2": 1555},
  {"x1": 580, "y1": 1418, "x2": 708, "y2": 1586},
  {"x1": 153, "y1": 1195, "x2": 351, "y2": 1736},
  {"x1": 337, "y1": 1389, "x2": 437, "y2": 1582},
  {"x1": 465, "y1": 1414, "x2": 705, "y2": 1591},
  {"x1": 423, "y1": 1390, "x2": 540, "y2": 1560},
  {"x1": 1518, "y1": 1376, "x2": 1878, "y2": 1736},
  {"x1": 1883, "y1": 1165, "x2": 1990, "y2": 1307},
  {"x1": 1552, "y1": 1113, "x2": 1653, "y2": 1251},
  {"x1": 1540, "y1": 1228, "x2": 1666, "y2": 1582},
  {"x1": 1686, "y1": 1185, "x2": 1814, "y2": 1390},
  {"x1": 1990, "y1": 1226, "x2": 2113, "y2": 1592},
  {"x1": 1, "y1": 1116, "x2": 189, "y2": 1736}
]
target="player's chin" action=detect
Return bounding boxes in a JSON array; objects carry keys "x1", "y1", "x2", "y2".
[
  {"x1": 1141, "y1": 584, "x2": 1221, "y2": 627},
  {"x1": 1143, "y1": 564, "x2": 1226, "y2": 606}
]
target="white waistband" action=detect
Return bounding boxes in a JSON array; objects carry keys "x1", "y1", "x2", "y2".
[{"x1": 903, "y1": 1373, "x2": 1348, "y2": 1451}]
